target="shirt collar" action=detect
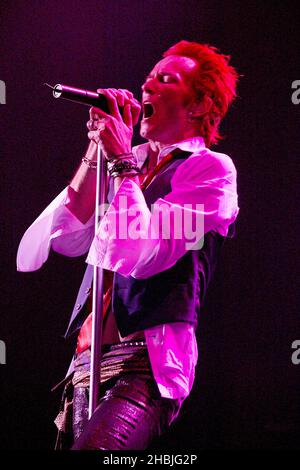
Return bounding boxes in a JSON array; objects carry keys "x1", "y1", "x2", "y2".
[{"x1": 133, "y1": 136, "x2": 206, "y2": 168}]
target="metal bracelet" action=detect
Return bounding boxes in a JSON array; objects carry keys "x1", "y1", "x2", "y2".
[
  {"x1": 109, "y1": 162, "x2": 141, "y2": 178},
  {"x1": 82, "y1": 157, "x2": 97, "y2": 169},
  {"x1": 107, "y1": 157, "x2": 136, "y2": 171}
]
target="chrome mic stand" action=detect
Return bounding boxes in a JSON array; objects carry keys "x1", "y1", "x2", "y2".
[{"x1": 88, "y1": 143, "x2": 107, "y2": 418}]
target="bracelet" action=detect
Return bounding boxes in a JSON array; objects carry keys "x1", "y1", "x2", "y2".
[
  {"x1": 107, "y1": 151, "x2": 133, "y2": 162},
  {"x1": 82, "y1": 152, "x2": 134, "y2": 169},
  {"x1": 82, "y1": 152, "x2": 139, "y2": 176},
  {"x1": 82, "y1": 157, "x2": 97, "y2": 169},
  {"x1": 107, "y1": 157, "x2": 137, "y2": 172},
  {"x1": 108, "y1": 160, "x2": 141, "y2": 178}
]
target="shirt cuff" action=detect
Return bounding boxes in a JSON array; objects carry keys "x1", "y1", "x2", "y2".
[{"x1": 17, "y1": 187, "x2": 94, "y2": 271}]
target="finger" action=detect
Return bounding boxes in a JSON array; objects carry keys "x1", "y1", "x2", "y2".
[
  {"x1": 118, "y1": 90, "x2": 141, "y2": 123},
  {"x1": 123, "y1": 103, "x2": 132, "y2": 128},
  {"x1": 109, "y1": 89, "x2": 125, "y2": 108},
  {"x1": 89, "y1": 106, "x2": 109, "y2": 121},
  {"x1": 87, "y1": 119, "x2": 94, "y2": 131},
  {"x1": 119, "y1": 90, "x2": 136, "y2": 111},
  {"x1": 105, "y1": 88, "x2": 119, "y2": 101},
  {"x1": 115, "y1": 90, "x2": 125, "y2": 107},
  {"x1": 88, "y1": 130, "x2": 101, "y2": 144},
  {"x1": 119, "y1": 89, "x2": 134, "y2": 101},
  {"x1": 97, "y1": 89, "x2": 121, "y2": 120},
  {"x1": 97, "y1": 87, "x2": 116, "y2": 95},
  {"x1": 108, "y1": 89, "x2": 129, "y2": 116},
  {"x1": 131, "y1": 102, "x2": 142, "y2": 126},
  {"x1": 87, "y1": 120, "x2": 106, "y2": 140},
  {"x1": 132, "y1": 97, "x2": 142, "y2": 107},
  {"x1": 87, "y1": 117, "x2": 106, "y2": 131}
]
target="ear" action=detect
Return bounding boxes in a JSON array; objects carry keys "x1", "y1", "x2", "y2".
[{"x1": 190, "y1": 95, "x2": 213, "y2": 118}]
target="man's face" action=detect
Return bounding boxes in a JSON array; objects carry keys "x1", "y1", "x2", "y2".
[{"x1": 140, "y1": 55, "x2": 198, "y2": 145}]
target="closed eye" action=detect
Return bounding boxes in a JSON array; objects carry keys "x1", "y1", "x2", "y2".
[
  {"x1": 144, "y1": 72, "x2": 177, "y2": 84},
  {"x1": 157, "y1": 73, "x2": 176, "y2": 83}
]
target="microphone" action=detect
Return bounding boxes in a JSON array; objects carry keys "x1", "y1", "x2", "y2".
[{"x1": 44, "y1": 83, "x2": 120, "y2": 114}]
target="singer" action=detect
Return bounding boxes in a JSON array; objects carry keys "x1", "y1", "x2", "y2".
[{"x1": 17, "y1": 40, "x2": 239, "y2": 450}]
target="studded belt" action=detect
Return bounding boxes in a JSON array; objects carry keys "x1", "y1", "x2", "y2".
[{"x1": 72, "y1": 341, "x2": 151, "y2": 388}]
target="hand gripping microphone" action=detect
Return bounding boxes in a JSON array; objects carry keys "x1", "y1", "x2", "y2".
[{"x1": 44, "y1": 83, "x2": 120, "y2": 114}]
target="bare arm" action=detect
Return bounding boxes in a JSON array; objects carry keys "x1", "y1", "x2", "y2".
[{"x1": 66, "y1": 140, "x2": 98, "y2": 224}]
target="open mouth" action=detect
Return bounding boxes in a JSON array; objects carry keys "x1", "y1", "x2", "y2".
[{"x1": 143, "y1": 102, "x2": 154, "y2": 119}]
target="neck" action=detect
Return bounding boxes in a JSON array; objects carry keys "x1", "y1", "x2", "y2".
[
  {"x1": 147, "y1": 129, "x2": 198, "y2": 168},
  {"x1": 147, "y1": 141, "x2": 159, "y2": 169},
  {"x1": 152, "y1": 127, "x2": 198, "y2": 150}
]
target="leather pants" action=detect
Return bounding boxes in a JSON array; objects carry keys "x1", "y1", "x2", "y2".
[{"x1": 68, "y1": 342, "x2": 182, "y2": 450}]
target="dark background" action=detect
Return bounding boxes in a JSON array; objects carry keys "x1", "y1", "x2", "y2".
[{"x1": 0, "y1": 0, "x2": 299, "y2": 450}]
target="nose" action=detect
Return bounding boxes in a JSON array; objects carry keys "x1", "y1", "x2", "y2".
[{"x1": 141, "y1": 77, "x2": 155, "y2": 94}]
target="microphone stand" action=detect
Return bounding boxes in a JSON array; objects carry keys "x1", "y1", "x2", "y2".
[
  {"x1": 88, "y1": 143, "x2": 107, "y2": 418},
  {"x1": 45, "y1": 82, "x2": 110, "y2": 417}
]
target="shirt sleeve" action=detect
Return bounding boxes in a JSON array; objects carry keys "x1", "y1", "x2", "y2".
[
  {"x1": 86, "y1": 150, "x2": 239, "y2": 279},
  {"x1": 16, "y1": 187, "x2": 94, "y2": 272}
]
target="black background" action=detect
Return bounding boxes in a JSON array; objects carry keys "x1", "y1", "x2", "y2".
[{"x1": 0, "y1": 0, "x2": 299, "y2": 450}]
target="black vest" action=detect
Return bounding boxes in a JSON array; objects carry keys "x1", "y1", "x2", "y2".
[{"x1": 65, "y1": 151, "x2": 234, "y2": 338}]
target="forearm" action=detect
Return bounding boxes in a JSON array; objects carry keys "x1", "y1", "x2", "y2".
[
  {"x1": 66, "y1": 141, "x2": 98, "y2": 224},
  {"x1": 66, "y1": 87, "x2": 141, "y2": 223},
  {"x1": 114, "y1": 173, "x2": 141, "y2": 193}
]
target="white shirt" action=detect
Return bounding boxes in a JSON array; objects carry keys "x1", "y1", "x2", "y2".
[{"x1": 17, "y1": 136, "x2": 239, "y2": 399}]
